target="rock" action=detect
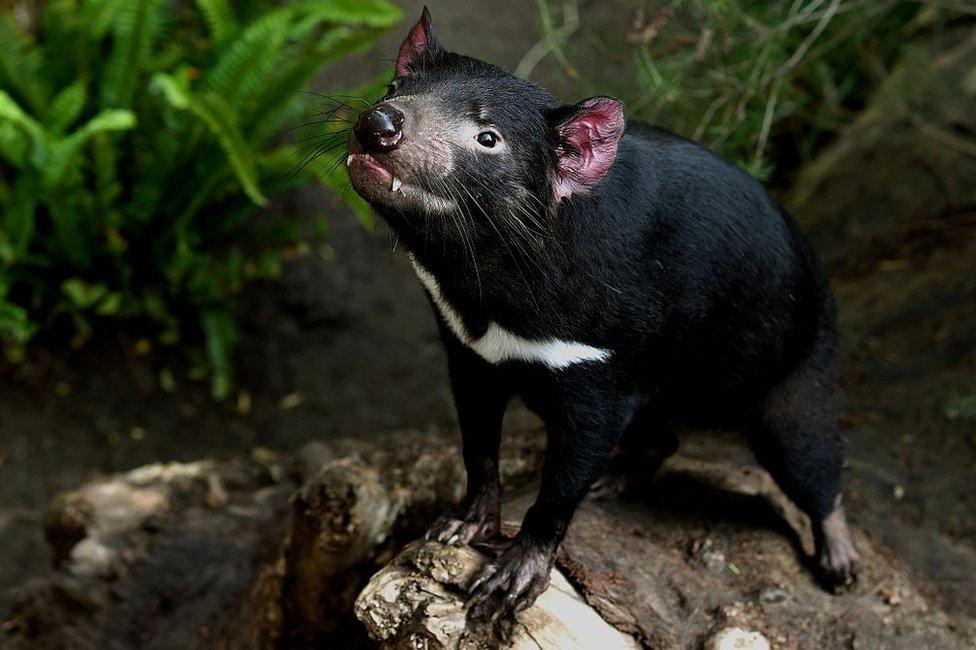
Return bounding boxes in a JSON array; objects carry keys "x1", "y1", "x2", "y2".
[
  {"x1": 758, "y1": 588, "x2": 788, "y2": 605},
  {"x1": 706, "y1": 627, "x2": 770, "y2": 650}
]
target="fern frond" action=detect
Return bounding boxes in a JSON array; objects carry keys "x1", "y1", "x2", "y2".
[
  {"x1": 0, "y1": 17, "x2": 48, "y2": 114},
  {"x1": 0, "y1": 90, "x2": 48, "y2": 161},
  {"x1": 245, "y1": 28, "x2": 384, "y2": 141},
  {"x1": 0, "y1": 121, "x2": 29, "y2": 168},
  {"x1": 200, "y1": 307, "x2": 236, "y2": 400},
  {"x1": 291, "y1": 0, "x2": 403, "y2": 28},
  {"x1": 42, "y1": 109, "x2": 136, "y2": 188},
  {"x1": 195, "y1": 0, "x2": 239, "y2": 46},
  {"x1": 81, "y1": 0, "x2": 128, "y2": 39},
  {"x1": 91, "y1": 133, "x2": 123, "y2": 226},
  {"x1": 1, "y1": 175, "x2": 38, "y2": 261},
  {"x1": 100, "y1": 0, "x2": 168, "y2": 108},
  {"x1": 0, "y1": 300, "x2": 37, "y2": 344},
  {"x1": 46, "y1": 81, "x2": 87, "y2": 134},
  {"x1": 47, "y1": 193, "x2": 96, "y2": 269},
  {"x1": 199, "y1": 8, "x2": 290, "y2": 109},
  {"x1": 152, "y1": 73, "x2": 267, "y2": 206}
]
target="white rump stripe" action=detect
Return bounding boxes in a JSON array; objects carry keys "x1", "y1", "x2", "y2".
[{"x1": 409, "y1": 256, "x2": 611, "y2": 369}]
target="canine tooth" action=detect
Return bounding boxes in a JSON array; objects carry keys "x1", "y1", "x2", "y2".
[
  {"x1": 346, "y1": 155, "x2": 354, "y2": 166},
  {"x1": 391, "y1": 176, "x2": 402, "y2": 192}
]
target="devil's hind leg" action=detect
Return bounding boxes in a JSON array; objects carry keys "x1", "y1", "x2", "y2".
[
  {"x1": 742, "y1": 346, "x2": 860, "y2": 589},
  {"x1": 589, "y1": 403, "x2": 678, "y2": 499}
]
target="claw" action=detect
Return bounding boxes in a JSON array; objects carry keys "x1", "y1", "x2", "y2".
[
  {"x1": 468, "y1": 563, "x2": 497, "y2": 595},
  {"x1": 465, "y1": 535, "x2": 555, "y2": 622},
  {"x1": 423, "y1": 488, "x2": 501, "y2": 549}
]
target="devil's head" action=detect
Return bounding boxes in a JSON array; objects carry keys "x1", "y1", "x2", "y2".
[{"x1": 347, "y1": 7, "x2": 625, "y2": 250}]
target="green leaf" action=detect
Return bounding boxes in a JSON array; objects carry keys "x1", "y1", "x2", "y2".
[
  {"x1": 61, "y1": 278, "x2": 110, "y2": 310},
  {"x1": 0, "y1": 16, "x2": 48, "y2": 115},
  {"x1": 73, "y1": 109, "x2": 138, "y2": 135},
  {"x1": 0, "y1": 90, "x2": 47, "y2": 152},
  {"x1": 152, "y1": 73, "x2": 267, "y2": 206},
  {"x1": 0, "y1": 300, "x2": 37, "y2": 345},
  {"x1": 82, "y1": 0, "x2": 129, "y2": 39},
  {"x1": 200, "y1": 308, "x2": 236, "y2": 400},
  {"x1": 46, "y1": 81, "x2": 87, "y2": 134},
  {"x1": 945, "y1": 395, "x2": 976, "y2": 422},
  {"x1": 199, "y1": 8, "x2": 290, "y2": 109},
  {"x1": 292, "y1": 0, "x2": 404, "y2": 28},
  {"x1": 195, "y1": 0, "x2": 239, "y2": 46},
  {"x1": 42, "y1": 109, "x2": 136, "y2": 188},
  {"x1": 1, "y1": 175, "x2": 38, "y2": 261},
  {"x1": 0, "y1": 120, "x2": 29, "y2": 168},
  {"x1": 100, "y1": 0, "x2": 168, "y2": 109},
  {"x1": 96, "y1": 292, "x2": 122, "y2": 316},
  {"x1": 244, "y1": 30, "x2": 386, "y2": 140}
]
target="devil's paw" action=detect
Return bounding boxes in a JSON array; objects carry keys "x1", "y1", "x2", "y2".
[
  {"x1": 466, "y1": 534, "x2": 556, "y2": 621},
  {"x1": 425, "y1": 486, "x2": 500, "y2": 547}
]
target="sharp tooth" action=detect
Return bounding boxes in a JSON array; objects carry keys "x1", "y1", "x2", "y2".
[
  {"x1": 391, "y1": 176, "x2": 402, "y2": 192},
  {"x1": 346, "y1": 155, "x2": 354, "y2": 166}
]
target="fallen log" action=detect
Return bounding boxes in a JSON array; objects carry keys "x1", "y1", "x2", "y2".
[
  {"x1": 2, "y1": 427, "x2": 972, "y2": 649},
  {"x1": 352, "y1": 432, "x2": 970, "y2": 650},
  {"x1": 354, "y1": 539, "x2": 639, "y2": 650}
]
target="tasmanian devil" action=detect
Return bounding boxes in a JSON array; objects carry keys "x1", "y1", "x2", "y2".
[{"x1": 346, "y1": 7, "x2": 860, "y2": 619}]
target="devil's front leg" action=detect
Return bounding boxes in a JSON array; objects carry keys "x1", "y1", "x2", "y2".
[
  {"x1": 467, "y1": 375, "x2": 633, "y2": 620},
  {"x1": 426, "y1": 338, "x2": 509, "y2": 547}
]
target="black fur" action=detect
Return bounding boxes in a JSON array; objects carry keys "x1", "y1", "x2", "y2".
[{"x1": 349, "y1": 9, "x2": 858, "y2": 620}]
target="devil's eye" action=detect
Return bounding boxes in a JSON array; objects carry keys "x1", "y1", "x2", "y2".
[{"x1": 476, "y1": 131, "x2": 498, "y2": 148}]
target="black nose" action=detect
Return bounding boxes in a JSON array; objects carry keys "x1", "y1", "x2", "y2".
[{"x1": 354, "y1": 103, "x2": 404, "y2": 153}]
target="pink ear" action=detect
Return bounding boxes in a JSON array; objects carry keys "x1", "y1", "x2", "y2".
[
  {"x1": 550, "y1": 97, "x2": 625, "y2": 200},
  {"x1": 396, "y1": 6, "x2": 443, "y2": 77}
]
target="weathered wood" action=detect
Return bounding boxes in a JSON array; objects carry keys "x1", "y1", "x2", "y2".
[
  {"x1": 354, "y1": 540, "x2": 639, "y2": 649},
  {"x1": 351, "y1": 432, "x2": 973, "y2": 650},
  {"x1": 1, "y1": 429, "x2": 546, "y2": 649},
  {"x1": 3, "y1": 428, "x2": 972, "y2": 649}
]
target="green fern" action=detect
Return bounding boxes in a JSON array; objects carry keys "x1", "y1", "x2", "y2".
[
  {"x1": 152, "y1": 73, "x2": 266, "y2": 206},
  {"x1": 81, "y1": 0, "x2": 129, "y2": 40},
  {"x1": 292, "y1": 0, "x2": 404, "y2": 28},
  {"x1": 42, "y1": 109, "x2": 136, "y2": 188},
  {"x1": 100, "y1": 0, "x2": 168, "y2": 109},
  {"x1": 200, "y1": 8, "x2": 290, "y2": 109},
  {"x1": 0, "y1": 16, "x2": 48, "y2": 114},
  {"x1": 0, "y1": 90, "x2": 48, "y2": 159},
  {"x1": 244, "y1": 26, "x2": 381, "y2": 141},
  {"x1": 0, "y1": 0, "x2": 401, "y2": 394},
  {"x1": 0, "y1": 120, "x2": 28, "y2": 168},
  {"x1": 46, "y1": 81, "x2": 88, "y2": 134},
  {"x1": 195, "y1": 0, "x2": 239, "y2": 46}
]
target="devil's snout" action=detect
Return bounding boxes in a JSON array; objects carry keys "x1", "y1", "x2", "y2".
[{"x1": 354, "y1": 103, "x2": 404, "y2": 153}]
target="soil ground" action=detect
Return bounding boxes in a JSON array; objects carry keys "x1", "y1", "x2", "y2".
[{"x1": 1, "y1": 0, "x2": 974, "y2": 635}]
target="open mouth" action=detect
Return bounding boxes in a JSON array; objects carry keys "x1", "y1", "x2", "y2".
[
  {"x1": 347, "y1": 153, "x2": 404, "y2": 193},
  {"x1": 346, "y1": 153, "x2": 457, "y2": 212}
]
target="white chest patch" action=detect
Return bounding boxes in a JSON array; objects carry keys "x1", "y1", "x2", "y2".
[{"x1": 409, "y1": 256, "x2": 612, "y2": 369}]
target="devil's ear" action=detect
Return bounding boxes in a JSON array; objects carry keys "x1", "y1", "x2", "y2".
[
  {"x1": 547, "y1": 96, "x2": 625, "y2": 200},
  {"x1": 396, "y1": 6, "x2": 444, "y2": 77}
]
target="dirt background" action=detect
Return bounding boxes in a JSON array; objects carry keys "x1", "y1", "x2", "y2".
[{"x1": 1, "y1": 0, "x2": 974, "y2": 635}]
